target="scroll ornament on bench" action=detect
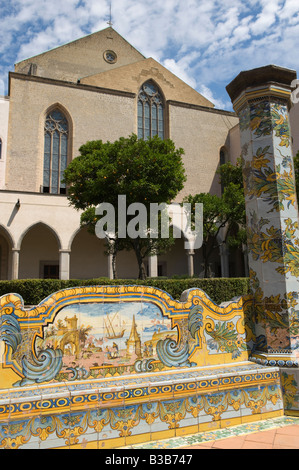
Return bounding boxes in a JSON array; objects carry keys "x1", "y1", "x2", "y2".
[
  {"x1": 0, "y1": 286, "x2": 248, "y2": 388},
  {"x1": 0, "y1": 312, "x2": 63, "y2": 386}
]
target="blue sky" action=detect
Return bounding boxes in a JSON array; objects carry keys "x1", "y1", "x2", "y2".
[{"x1": 1, "y1": 0, "x2": 299, "y2": 110}]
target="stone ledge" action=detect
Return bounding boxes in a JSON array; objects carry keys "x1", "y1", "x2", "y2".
[{"x1": 0, "y1": 362, "x2": 283, "y2": 449}]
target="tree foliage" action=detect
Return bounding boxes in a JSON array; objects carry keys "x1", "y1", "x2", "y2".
[
  {"x1": 63, "y1": 134, "x2": 186, "y2": 279},
  {"x1": 64, "y1": 134, "x2": 186, "y2": 209},
  {"x1": 184, "y1": 159, "x2": 246, "y2": 277}
]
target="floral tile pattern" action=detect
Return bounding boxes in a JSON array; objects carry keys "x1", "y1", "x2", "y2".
[
  {"x1": 238, "y1": 97, "x2": 299, "y2": 359},
  {"x1": 123, "y1": 416, "x2": 299, "y2": 449},
  {"x1": 232, "y1": 77, "x2": 299, "y2": 417},
  {"x1": 0, "y1": 285, "x2": 285, "y2": 449}
]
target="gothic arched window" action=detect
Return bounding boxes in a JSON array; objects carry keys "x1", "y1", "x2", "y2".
[
  {"x1": 43, "y1": 109, "x2": 68, "y2": 194},
  {"x1": 220, "y1": 148, "x2": 226, "y2": 166},
  {"x1": 138, "y1": 81, "x2": 164, "y2": 140}
]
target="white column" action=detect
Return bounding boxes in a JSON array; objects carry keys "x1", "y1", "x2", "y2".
[
  {"x1": 187, "y1": 250, "x2": 195, "y2": 277},
  {"x1": 11, "y1": 248, "x2": 20, "y2": 280},
  {"x1": 148, "y1": 255, "x2": 158, "y2": 277},
  {"x1": 59, "y1": 250, "x2": 71, "y2": 280},
  {"x1": 108, "y1": 253, "x2": 114, "y2": 279}
]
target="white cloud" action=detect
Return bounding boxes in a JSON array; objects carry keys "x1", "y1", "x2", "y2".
[
  {"x1": 276, "y1": 0, "x2": 299, "y2": 20},
  {"x1": 250, "y1": 0, "x2": 282, "y2": 35},
  {"x1": 198, "y1": 84, "x2": 231, "y2": 110},
  {"x1": 0, "y1": 78, "x2": 5, "y2": 97},
  {"x1": 162, "y1": 52, "x2": 199, "y2": 89},
  {"x1": 1, "y1": 0, "x2": 299, "y2": 109}
]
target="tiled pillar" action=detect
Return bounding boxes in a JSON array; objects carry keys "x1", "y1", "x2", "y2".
[{"x1": 226, "y1": 65, "x2": 299, "y2": 361}]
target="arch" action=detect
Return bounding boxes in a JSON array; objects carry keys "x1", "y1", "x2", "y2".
[
  {"x1": 0, "y1": 224, "x2": 15, "y2": 249},
  {"x1": 137, "y1": 80, "x2": 165, "y2": 140},
  {"x1": 68, "y1": 226, "x2": 83, "y2": 252},
  {"x1": 0, "y1": 225, "x2": 14, "y2": 280},
  {"x1": 220, "y1": 146, "x2": 228, "y2": 166},
  {"x1": 70, "y1": 227, "x2": 108, "y2": 279},
  {"x1": 42, "y1": 102, "x2": 73, "y2": 132},
  {"x1": 17, "y1": 221, "x2": 62, "y2": 251},
  {"x1": 18, "y1": 222, "x2": 62, "y2": 279},
  {"x1": 42, "y1": 103, "x2": 73, "y2": 195}
]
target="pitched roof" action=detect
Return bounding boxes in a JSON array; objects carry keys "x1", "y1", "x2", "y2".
[
  {"x1": 14, "y1": 26, "x2": 214, "y2": 108},
  {"x1": 14, "y1": 27, "x2": 145, "y2": 83},
  {"x1": 80, "y1": 57, "x2": 214, "y2": 108}
]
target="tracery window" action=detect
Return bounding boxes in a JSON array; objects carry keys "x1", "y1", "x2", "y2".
[
  {"x1": 138, "y1": 81, "x2": 164, "y2": 140},
  {"x1": 43, "y1": 109, "x2": 68, "y2": 194}
]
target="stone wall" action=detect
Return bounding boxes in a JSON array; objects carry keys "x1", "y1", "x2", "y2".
[
  {"x1": 6, "y1": 75, "x2": 135, "y2": 193},
  {"x1": 0, "y1": 96, "x2": 9, "y2": 190}
]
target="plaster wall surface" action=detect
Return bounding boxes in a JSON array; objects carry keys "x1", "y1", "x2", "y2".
[
  {"x1": 6, "y1": 76, "x2": 238, "y2": 199},
  {"x1": 228, "y1": 124, "x2": 242, "y2": 165},
  {"x1": 0, "y1": 96, "x2": 9, "y2": 190},
  {"x1": 169, "y1": 103, "x2": 239, "y2": 199},
  {"x1": 6, "y1": 76, "x2": 135, "y2": 192},
  {"x1": 0, "y1": 191, "x2": 156, "y2": 280},
  {"x1": 0, "y1": 191, "x2": 81, "y2": 250}
]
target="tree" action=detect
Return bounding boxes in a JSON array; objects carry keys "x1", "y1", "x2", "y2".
[
  {"x1": 184, "y1": 159, "x2": 246, "y2": 277},
  {"x1": 63, "y1": 134, "x2": 186, "y2": 279},
  {"x1": 217, "y1": 158, "x2": 243, "y2": 189},
  {"x1": 217, "y1": 159, "x2": 246, "y2": 249}
]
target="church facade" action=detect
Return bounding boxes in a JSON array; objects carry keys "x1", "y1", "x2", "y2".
[{"x1": 0, "y1": 27, "x2": 297, "y2": 281}]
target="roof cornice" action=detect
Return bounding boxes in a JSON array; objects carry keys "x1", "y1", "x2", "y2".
[{"x1": 8, "y1": 72, "x2": 136, "y2": 99}]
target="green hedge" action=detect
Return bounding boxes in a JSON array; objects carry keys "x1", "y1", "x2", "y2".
[{"x1": 0, "y1": 277, "x2": 250, "y2": 306}]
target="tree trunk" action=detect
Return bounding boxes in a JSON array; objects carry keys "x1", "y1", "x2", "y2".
[
  {"x1": 107, "y1": 238, "x2": 118, "y2": 279},
  {"x1": 133, "y1": 239, "x2": 147, "y2": 280},
  {"x1": 202, "y1": 243, "x2": 209, "y2": 278},
  {"x1": 112, "y1": 250, "x2": 117, "y2": 279}
]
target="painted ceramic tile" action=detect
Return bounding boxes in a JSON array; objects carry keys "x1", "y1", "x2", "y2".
[
  {"x1": 236, "y1": 92, "x2": 299, "y2": 359},
  {"x1": 35, "y1": 301, "x2": 177, "y2": 381},
  {"x1": 0, "y1": 286, "x2": 253, "y2": 390}
]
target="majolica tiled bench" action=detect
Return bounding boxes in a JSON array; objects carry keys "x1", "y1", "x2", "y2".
[{"x1": 0, "y1": 286, "x2": 284, "y2": 448}]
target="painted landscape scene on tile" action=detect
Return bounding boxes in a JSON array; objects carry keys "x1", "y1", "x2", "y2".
[{"x1": 35, "y1": 301, "x2": 178, "y2": 380}]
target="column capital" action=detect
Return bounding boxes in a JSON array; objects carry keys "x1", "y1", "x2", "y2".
[{"x1": 226, "y1": 64, "x2": 297, "y2": 113}]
